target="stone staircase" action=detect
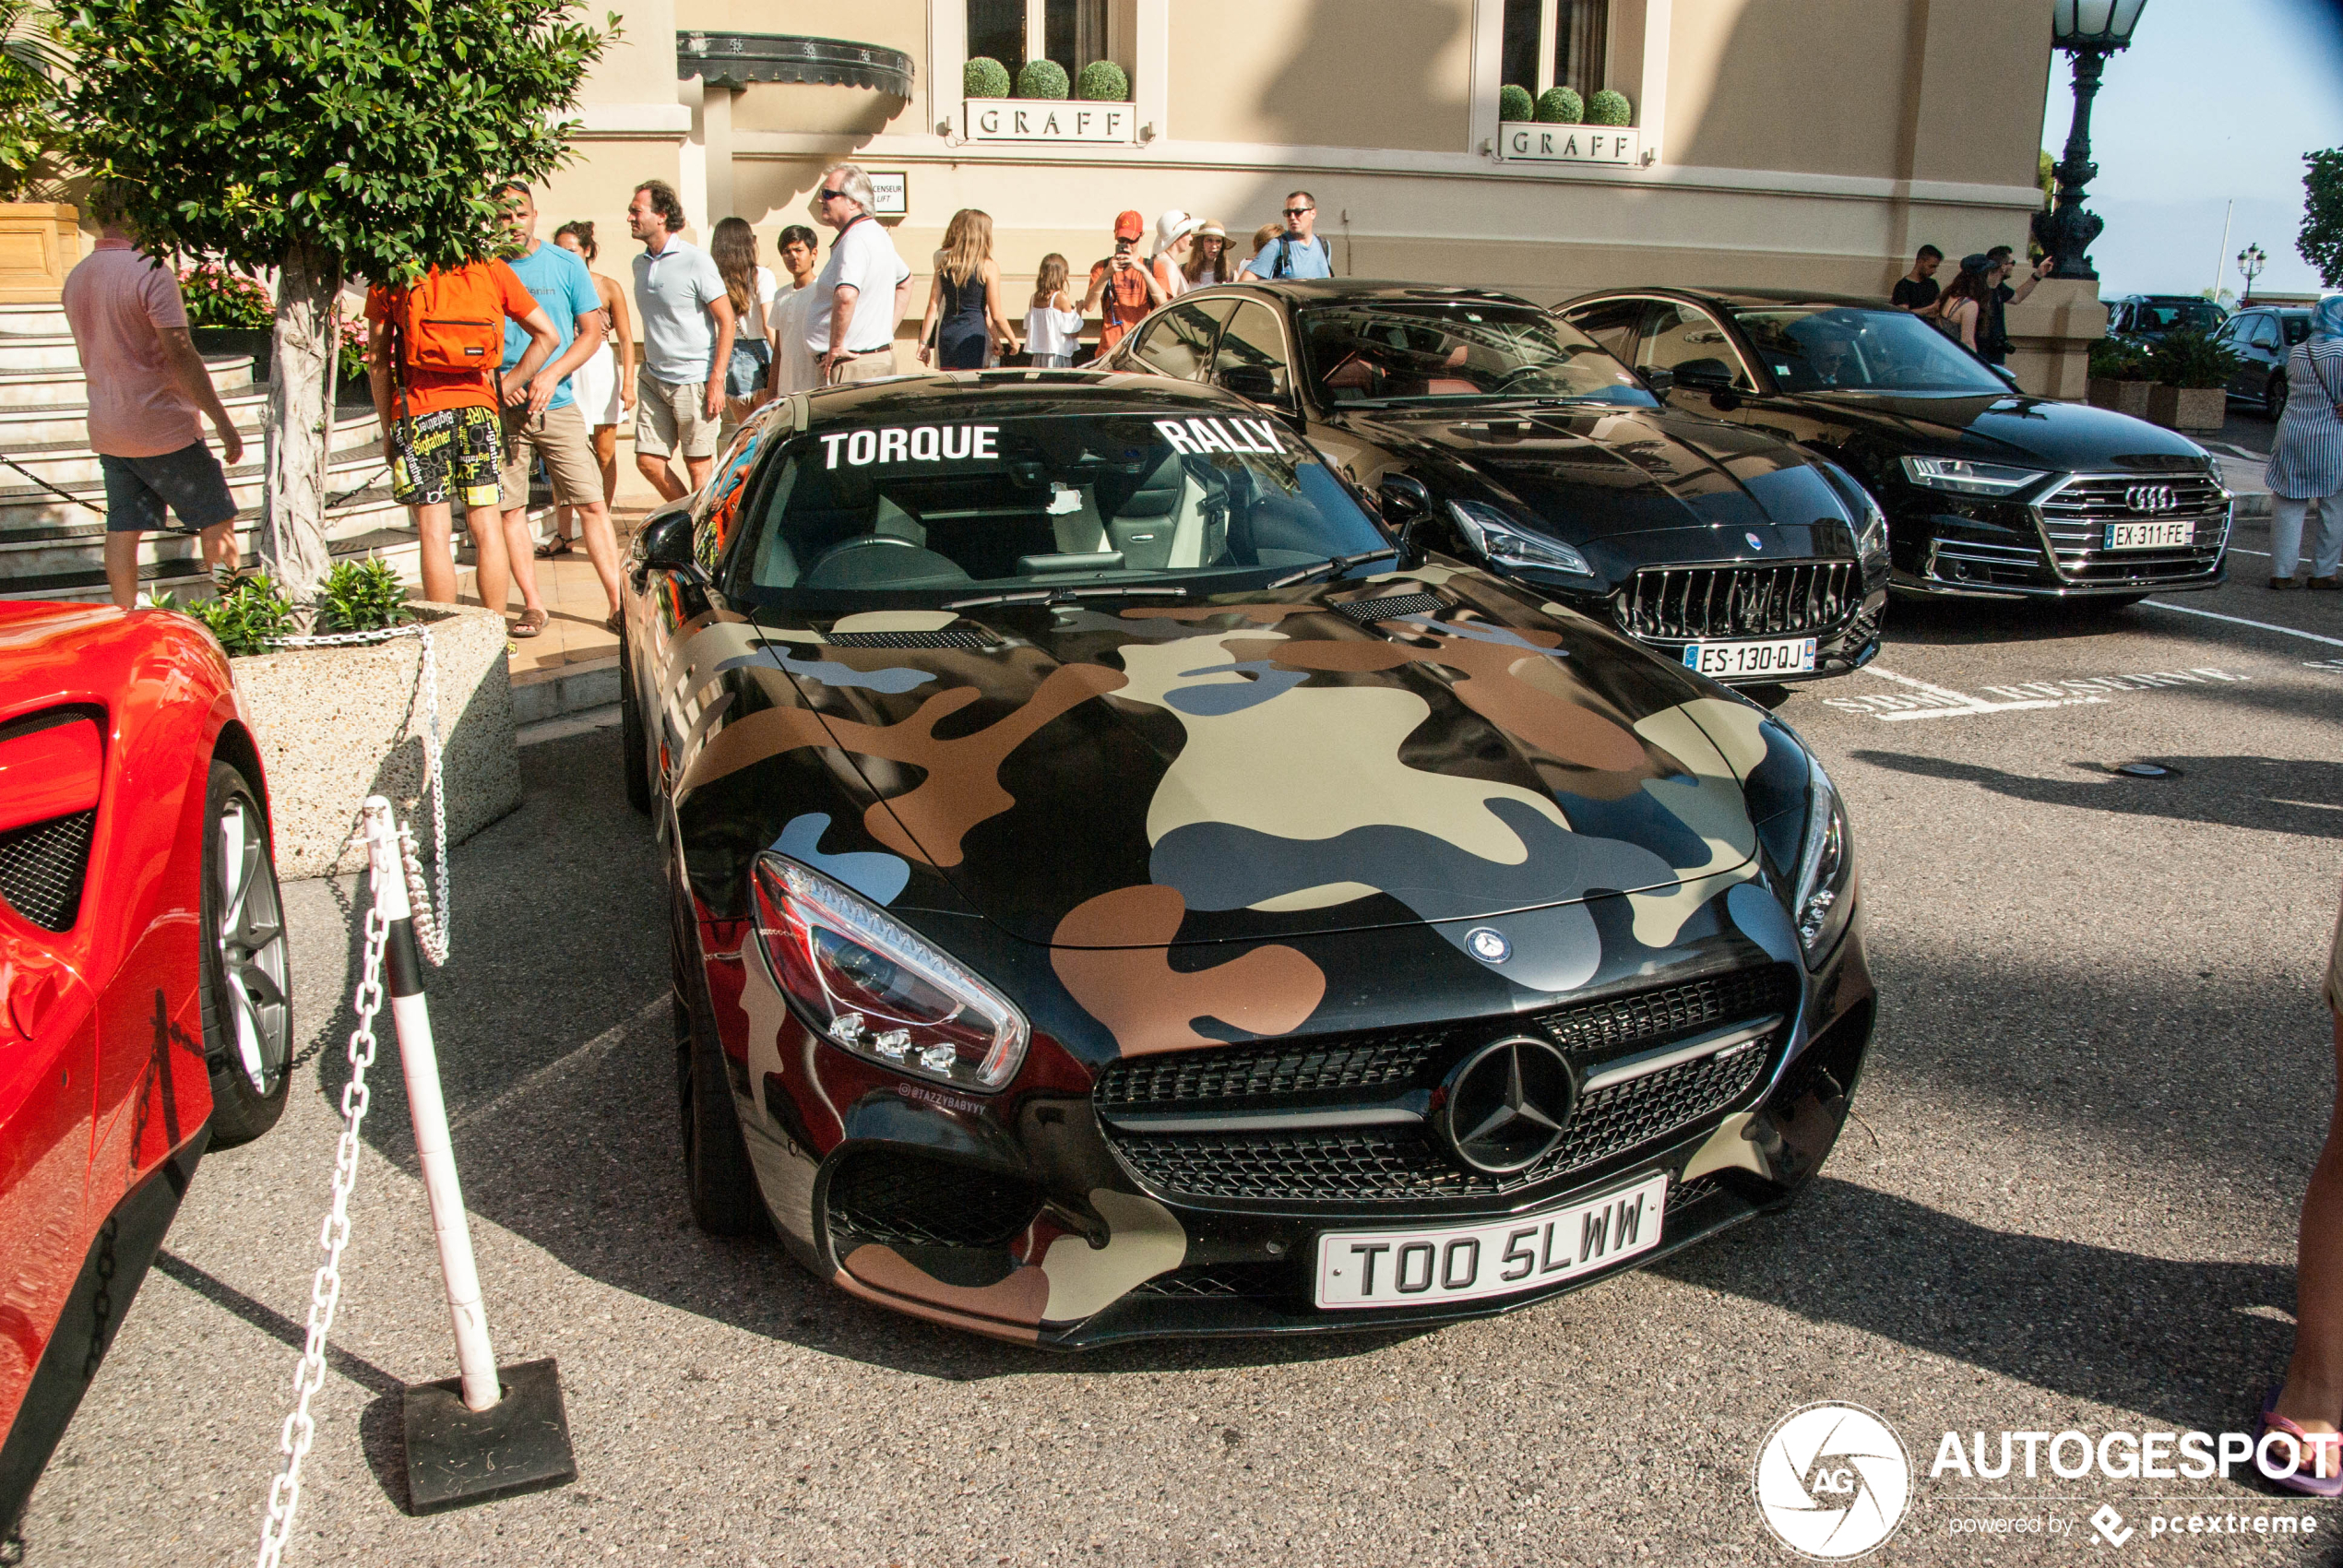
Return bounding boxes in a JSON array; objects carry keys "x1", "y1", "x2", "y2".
[{"x1": 0, "y1": 301, "x2": 416, "y2": 603}]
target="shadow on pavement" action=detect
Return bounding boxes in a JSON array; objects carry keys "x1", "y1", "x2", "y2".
[{"x1": 1849, "y1": 750, "x2": 2343, "y2": 838}]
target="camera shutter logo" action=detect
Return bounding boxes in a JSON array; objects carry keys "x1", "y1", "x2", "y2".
[
  {"x1": 2124, "y1": 483, "x2": 2177, "y2": 515},
  {"x1": 1752, "y1": 1402, "x2": 1912, "y2": 1560}
]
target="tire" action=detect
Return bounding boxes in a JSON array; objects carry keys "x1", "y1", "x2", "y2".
[
  {"x1": 672, "y1": 877, "x2": 762, "y2": 1236},
  {"x1": 199, "y1": 760, "x2": 291, "y2": 1146},
  {"x1": 619, "y1": 616, "x2": 651, "y2": 817},
  {"x1": 2266, "y1": 371, "x2": 2288, "y2": 422}
]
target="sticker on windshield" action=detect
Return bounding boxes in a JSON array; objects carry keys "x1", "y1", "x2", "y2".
[
  {"x1": 820, "y1": 424, "x2": 999, "y2": 469},
  {"x1": 1155, "y1": 417, "x2": 1290, "y2": 457}
]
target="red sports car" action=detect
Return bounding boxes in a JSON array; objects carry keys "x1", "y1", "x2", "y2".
[{"x1": 0, "y1": 600, "x2": 291, "y2": 1533}]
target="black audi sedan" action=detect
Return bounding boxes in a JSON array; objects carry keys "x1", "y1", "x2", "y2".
[
  {"x1": 1100, "y1": 281, "x2": 1888, "y2": 690},
  {"x1": 620, "y1": 371, "x2": 1874, "y2": 1347},
  {"x1": 1558, "y1": 289, "x2": 2232, "y2": 602}
]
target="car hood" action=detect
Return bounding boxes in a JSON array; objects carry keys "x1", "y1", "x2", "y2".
[
  {"x1": 1774, "y1": 390, "x2": 2211, "y2": 470},
  {"x1": 712, "y1": 566, "x2": 1782, "y2": 965}
]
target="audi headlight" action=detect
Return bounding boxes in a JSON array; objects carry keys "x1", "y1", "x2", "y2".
[
  {"x1": 751, "y1": 854, "x2": 1029, "y2": 1091},
  {"x1": 1448, "y1": 500, "x2": 1594, "y2": 577},
  {"x1": 1791, "y1": 758, "x2": 1855, "y2": 966},
  {"x1": 1898, "y1": 456, "x2": 2045, "y2": 497}
]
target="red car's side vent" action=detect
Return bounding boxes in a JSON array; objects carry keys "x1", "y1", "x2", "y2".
[
  {"x1": 0, "y1": 708, "x2": 102, "y2": 932},
  {"x1": 0, "y1": 808, "x2": 96, "y2": 931}
]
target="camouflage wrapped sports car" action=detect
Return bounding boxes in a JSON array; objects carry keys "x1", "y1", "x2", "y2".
[{"x1": 621, "y1": 372, "x2": 1874, "y2": 1347}]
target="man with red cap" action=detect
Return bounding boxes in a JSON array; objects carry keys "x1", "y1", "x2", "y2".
[{"x1": 1082, "y1": 208, "x2": 1168, "y2": 361}]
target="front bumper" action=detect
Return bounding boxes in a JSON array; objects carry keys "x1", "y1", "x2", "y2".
[{"x1": 1888, "y1": 474, "x2": 2231, "y2": 600}]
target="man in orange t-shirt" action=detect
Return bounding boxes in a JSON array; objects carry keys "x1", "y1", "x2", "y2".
[
  {"x1": 366, "y1": 258, "x2": 561, "y2": 633},
  {"x1": 1082, "y1": 209, "x2": 1168, "y2": 362}
]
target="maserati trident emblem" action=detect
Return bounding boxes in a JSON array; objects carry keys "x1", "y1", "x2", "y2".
[
  {"x1": 1437, "y1": 1038, "x2": 1575, "y2": 1174},
  {"x1": 2124, "y1": 483, "x2": 2178, "y2": 515},
  {"x1": 1744, "y1": 531, "x2": 1766, "y2": 552}
]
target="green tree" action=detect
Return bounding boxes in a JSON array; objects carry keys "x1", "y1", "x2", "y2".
[
  {"x1": 57, "y1": 0, "x2": 610, "y2": 600},
  {"x1": 2301, "y1": 148, "x2": 2343, "y2": 288},
  {"x1": 0, "y1": 1, "x2": 68, "y2": 199}
]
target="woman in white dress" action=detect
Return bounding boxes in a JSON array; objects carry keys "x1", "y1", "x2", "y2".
[{"x1": 543, "y1": 220, "x2": 634, "y2": 558}]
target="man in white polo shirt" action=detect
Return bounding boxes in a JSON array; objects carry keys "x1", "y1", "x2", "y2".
[
  {"x1": 626, "y1": 179, "x2": 736, "y2": 498},
  {"x1": 805, "y1": 163, "x2": 911, "y2": 385}
]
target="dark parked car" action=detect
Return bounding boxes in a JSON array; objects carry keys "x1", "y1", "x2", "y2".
[
  {"x1": 621, "y1": 372, "x2": 1874, "y2": 1347},
  {"x1": 1100, "y1": 281, "x2": 1888, "y2": 690},
  {"x1": 1558, "y1": 289, "x2": 2230, "y2": 602},
  {"x1": 2105, "y1": 293, "x2": 2227, "y2": 343},
  {"x1": 2210, "y1": 306, "x2": 2311, "y2": 420}
]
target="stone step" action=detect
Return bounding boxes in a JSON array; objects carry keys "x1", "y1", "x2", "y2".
[
  {"x1": 0, "y1": 505, "x2": 417, "y2": 603},
  {"x1": 0, "y1": 351, "x2": 255, "y2": 409},
  {"x1": 0, "y1": 392, "x2": 380, "y2": 459},
  {"x1": 0, "y1": 335, "x2": 87, "y2": 372},
  {"x1": 0, "y1": 487, "x2": 405, "y2": 576},
  {"x1": 0, "y1": 441, "x2": 387, "y2": 533},
  {"x1": 0, "y1": 304, "x2": 70, "y2": 338}
]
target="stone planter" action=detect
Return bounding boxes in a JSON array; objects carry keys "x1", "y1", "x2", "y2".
[
  {"x1": 2087, "y1": 377, "x2": 2153, "y2": 417},
  {"x1": 230, "y1": 602, "x2": 519, "y2": 879},
  {"x1": 192, "y1": 326, "x2": 273, "y2": 386},
  {"x1": 2147, "y1": 384, "x2": 2225, "y2": 432},
  {"x1": 0, "y1": 202, "x2": 81, "y2": 303}
]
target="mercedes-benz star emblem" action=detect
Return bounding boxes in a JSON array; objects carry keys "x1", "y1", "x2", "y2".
[
  {"x1": 1745, "y1": 531, "x2": 1766, "y2": 552},
  {"x1": 1466, "y1": 926, "x2": 1510, "y2": 964},
  {"x1": 2124, "y1": 483, "x2": 2177, "y2": 515},
  {"x1": 1437, "y1": 1038, "x2": 1575, "y2": 1174}
]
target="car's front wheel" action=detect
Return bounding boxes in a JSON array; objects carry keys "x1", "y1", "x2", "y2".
[
  {"x1": 200, "y1": 759, "x2": 291, "y2": 1146},
  {"x1": 2266, "y1": 370, "x2": 2289, "y2": 422}
]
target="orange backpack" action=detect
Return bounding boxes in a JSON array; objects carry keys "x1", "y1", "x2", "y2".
[{"x1": 388, "y1": 264, "x2": 506, "y2": 375}]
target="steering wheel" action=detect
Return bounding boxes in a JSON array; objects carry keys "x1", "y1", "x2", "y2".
[
  {"x1": 803, "y1": 535, "x2": 923, "y2": 586},
  {"x1": 1490, "y1": 362, "x2": 1560, "y2": 395}
]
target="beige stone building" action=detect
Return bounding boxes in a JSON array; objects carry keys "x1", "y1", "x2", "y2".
[{"x1": 539, "y1": 0, "x2": 2094, "y2": 391}]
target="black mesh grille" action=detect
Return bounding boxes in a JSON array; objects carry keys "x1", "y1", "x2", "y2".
[
  {"x1": 1095, "y1": 1030, "x2": 1445, "y2": 1111},
  {"x1": 1614, "y1": 562, "x2": 1858, "y2": 641},
  {"x1": 0, "y1": 808, "x2": 94, "y2": 932},
  {"x1": 826, "y1": 630, "x2": 991, "y2": 649},
  {"x1": 825, "y1": 1151, "x2": 1041, "y2": 1247},
  {"x1": 1535, "y1": 969, "x2": 1788, "y2": 1059},
  {"x1": 1132, "y1": 1261, "x2": 1292, "y2": 1298},
  {"x1": 1337, "y1": 593, "x2": 1445, "y2": 624}
]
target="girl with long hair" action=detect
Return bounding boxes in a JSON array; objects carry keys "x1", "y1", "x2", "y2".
[
  {"x1": 919, "y1": 208, "x2": 1018, "y2": 370},
  {"x1": 1024, "y1": 254, "x2": 1084, "y2": 368},
  {"x1": 540, "y1": 220, "x2": 635, "y2": 560},
  {"x1": 1184, "y1": 221, "x2": 1231, "y2": 288},
  {"x1": 709, "y1": 217, "x2": 775, "y2": 442},
  {"x1": 1935, "y1": 258, "x2": 1995, "y2": 354}
]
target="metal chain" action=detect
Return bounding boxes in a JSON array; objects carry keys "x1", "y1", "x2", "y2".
[{"x1": 254, "y1": 891, "x2": 388, "y2": 1568}]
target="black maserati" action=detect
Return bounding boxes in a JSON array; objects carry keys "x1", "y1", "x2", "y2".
[
  {"x1": 1556, "y1": 288, "x2": 2231, "y2": 603},
  {"x1": 1101, "y1": 281, "x2": 1888, "y2": 690}
]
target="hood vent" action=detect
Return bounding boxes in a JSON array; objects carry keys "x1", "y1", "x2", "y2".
[
  {"x1": 1337, "y1": 592, "x2": 1445, "y2": 624},
  {"x1": 826, "y1": 629, "x2": 993, "y2": 649}
]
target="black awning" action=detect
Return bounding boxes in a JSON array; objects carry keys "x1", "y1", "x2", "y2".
[{"x1": 677, "y1": 33, "x2": 915, "y2": 97}]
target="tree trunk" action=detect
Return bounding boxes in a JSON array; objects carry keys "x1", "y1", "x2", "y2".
[{"x1": 259, "y1": 237, "x2": 339, "y2": 604}]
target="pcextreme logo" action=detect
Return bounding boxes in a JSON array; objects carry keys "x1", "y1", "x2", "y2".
[{"x1": 1753, "y1": 1402, "x2": 1914, "y2": 1560}]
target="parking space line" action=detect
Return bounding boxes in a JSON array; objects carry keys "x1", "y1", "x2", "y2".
[
  {"x1": 449, "y1": 993, "x2": 667, "y2": 1134},
  {"x1": 2141, "y1": 600, "x2": 2343, "y2": 648},
  {"x1": 1826, "y1": 667, "x2": 2103, "y2": 720}
]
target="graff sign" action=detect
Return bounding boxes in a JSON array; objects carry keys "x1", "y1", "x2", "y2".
[
  {"x1": 964, "y1": 98, "x2": 1136, "y2": 144},
  {"x1": 1499, "y1": 123, "x2": 1641, "y2": 165}
]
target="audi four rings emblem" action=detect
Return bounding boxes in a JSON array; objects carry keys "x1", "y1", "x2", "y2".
[{"x1": 2124, "y1": 483, "x2": 2178, "y2": 514}]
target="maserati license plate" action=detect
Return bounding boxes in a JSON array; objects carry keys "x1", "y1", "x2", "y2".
[
  {"x1": 1682, "y1": 636, "x2": 1818, "y2": 679},
  {"x1": 2104, "y1": 519, "x2": 2194, "y2": 550},
  {"x1": 1314, "y1": 1172, "x2": 1669, "y2": 1309}
]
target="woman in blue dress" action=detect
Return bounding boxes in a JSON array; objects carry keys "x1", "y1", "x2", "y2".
[
  {"x1": 917, "y1": 208, "x2": 1019, "y2": 371},
  {"x1": 2265, "y1": 293, "x2": 2343, "y2": 589}
]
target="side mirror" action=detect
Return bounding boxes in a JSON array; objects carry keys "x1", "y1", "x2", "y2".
[
  {"x1": 637, "y1": 507, "x2": 703, "y2": 582},
  {"x1": 1639, "y1": 365, "x2": 1676, "y2": 396},
  {"x1": 1378, "y1": 473, "x2": 1435, "y2": 565},
  {"x1": 1216, "y1": 363, "x2": 1284, "y2": 403}
]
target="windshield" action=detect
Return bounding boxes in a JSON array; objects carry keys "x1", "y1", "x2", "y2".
[
  {"x1": 721, "y1": 410, "x2": 1391, "y2": 604},
  {"x1": 1730, "y1": 305, "x2": 2010, "y2": 394},
  {"x1": 2136, "y1": 299, "x2": 2226, "y2": 334},
  {"x1": 1297, "y1": 301, "x2": 1654, "y2": 406}
]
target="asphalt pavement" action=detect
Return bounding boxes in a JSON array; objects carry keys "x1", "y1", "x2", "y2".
[{"x1": 16, "y1": 506, "x2": 2343, "y2": 1567}]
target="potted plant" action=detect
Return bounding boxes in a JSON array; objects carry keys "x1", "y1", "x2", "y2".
[
  {"x1": 1536, "y1": 86, "x2": 1583, "y2": 124},
  {"x1": 2143, "y1": 327, "x2": 2237, "y2": 433},
  {"x1": 2085, "y1": 335, "x2": 2153, "y2": 418},
  {"x1": 1076, "y1": 59, "x2": 1128, "y2": 101},
  {"x1": 964, "y1": 55, "x2": 1012, "y2": 98},
  {"x1": 1014, "y1": 58, "x2": 1070, "y2": 100},
  {"x1": 1588, "y1": 89, "x2": 1633, "y2": 125},
  {"x1": 182, "y1": 262, "x2": 276, "y2": 383},
  {"x1": 1498, "y1": 84, "x2": 1532, "y2": 123}
]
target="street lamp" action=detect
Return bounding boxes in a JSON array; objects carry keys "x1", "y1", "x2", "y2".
[
  {"x1": 2237, "y1": 242, "x2": 2267, "y2": 304},
  {"x1": 2031, "y1": 0, "x2": 2149, "y2": 281}
]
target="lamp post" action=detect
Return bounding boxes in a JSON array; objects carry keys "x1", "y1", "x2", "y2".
[
  {"x1": 2237, "y1": 242, "x2": 2266, "y2": 304},
  {"x1": 2031, "y1": 0, "x2": 2149, "y2": 281}
]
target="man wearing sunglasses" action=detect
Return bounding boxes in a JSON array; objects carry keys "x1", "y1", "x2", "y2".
[
  {"x1": 805, "y1": 164, "x2": 913, "y2": 386},
  {"x1": 1240, "y1": 191, "x2": 1334, "y2": 280}
]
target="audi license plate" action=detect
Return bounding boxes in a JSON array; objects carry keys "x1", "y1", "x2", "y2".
[
  {"x1": 2104, "y1": 519, "x2": 2194, "y2": 550},
  {"x1": 1682, "y1": 636, "x2": 1817, "y2": 679},
  {"x1": 1314, "y1": 1172, "x2": 1669, "y2": 1310}
]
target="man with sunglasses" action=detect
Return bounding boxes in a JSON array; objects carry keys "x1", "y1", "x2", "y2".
[
  {"x1": 1240, "y1": 191, "x2": 1333, "y2": 280},
  {"x1": 806, "y1": 164, "x2": 912, "y2": 386}
]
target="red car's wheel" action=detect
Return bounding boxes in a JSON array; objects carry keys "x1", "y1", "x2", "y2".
[{"x1": 200, "y1": 760, "x2": 291, "y2": 1146}]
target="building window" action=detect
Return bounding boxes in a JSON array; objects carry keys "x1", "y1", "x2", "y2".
[
  {"x1": 1500, "y1": 0, "x2": 1609, "y2": 106},
  {"x1": 967, "y1": 0, "x2": 1023, "y2": 77},
  {"x1": 968, "y1": 0, "x2": 1111, "y2": 86}
]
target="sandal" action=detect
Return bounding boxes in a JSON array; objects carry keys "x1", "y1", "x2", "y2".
[
  {"x1": 512, "y1": 607, "x2": 550, "y2": 639},
  {"x1": 2256, "y1": 1385, "x2": 2343, "y2": 1497},
  {"x1": 534, "y1": 535, "x2": 575, "y2": 559},
  {"x1": 604, "y1": 610, "x2": 623, "y2": 634}
]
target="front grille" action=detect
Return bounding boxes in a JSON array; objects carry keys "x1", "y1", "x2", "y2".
[
  {"x1": 1614, "y1": 562, "x2": 1858, "y2": 641},
  {"x1": 1337, "y1": 592, "x2": 1445, "y2": 624},
  {"x1": 1132, "y1": 1261, "x2": 1291, "y2": 1298},
  {"x1": 1096, "y1": 968, "x2": 1798, "y2": 1206},
  {"x1": 826, "y1": 629, "x2": 992, "y2": 649},
  {"x1": 2033, "y1": 472, "x2": 2229, "y2": 585},
  {"x1": 824, "y1": 1150, "x2": 1041, "y2": 1247},
  {"x1": 0, "y1": 808, "x2": 94, "y2": 931}
]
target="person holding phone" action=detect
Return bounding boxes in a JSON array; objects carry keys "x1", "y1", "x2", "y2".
[
  {"x1": 1082, "y1": 210, "x2": 1167, "y2": 361},
  {"x1": 1980, "y1": 244, "x2": 2053, "y2": 368}
]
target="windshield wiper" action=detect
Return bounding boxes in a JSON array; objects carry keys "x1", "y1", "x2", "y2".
[
  {"x1": 946, "y1": 584, "x2": 1191, "y2": 610},
  {"x1": 1267, "y1": 548, "x2": 1400, "y2": 589}
]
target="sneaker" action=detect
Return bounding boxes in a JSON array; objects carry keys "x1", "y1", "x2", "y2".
[
  {"x1": 2309, "y1": 576, "x2": 2341, "y2": 591},
  {"x1": 2270, "y1": 576, "x2": 2300, "y2": 589}
]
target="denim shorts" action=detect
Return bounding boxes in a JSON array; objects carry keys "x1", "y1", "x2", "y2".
[
  {"x1": 100, "y1": 441, "x2": 237, "y2": 534},
  {"x1": 725, "y1": 338, "x2": 772, "y2": 398}
]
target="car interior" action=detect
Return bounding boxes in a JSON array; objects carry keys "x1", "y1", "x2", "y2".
[{"x1": 1298, "y1": 307, "x2": 1640, "y2": 404}]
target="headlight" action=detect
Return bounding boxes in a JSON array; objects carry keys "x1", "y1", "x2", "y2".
[
  {"x1": 2205, "y1": 455, "x2": 2227, "y2": 489},
  {"x1": 1791, "y1": 758, "x2": 1855, "y2": 966},
  {"x1": 1448, "y1": 499, "x2": 1595, "y2": 577},
  {"x1": 1855, "y1": 492, "x2": 1888, "y2": 557},
  {"x1": 1898, "y1": 456, "x2": 2045, "y2": 497},
  {"x1": 751, "y1": 854, "x2": 1029, "y2": 1091}
]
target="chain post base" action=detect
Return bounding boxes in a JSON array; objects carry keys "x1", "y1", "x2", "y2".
[{"x1": 398, "y1": 1357, "x2": 576, "y2": 1515}]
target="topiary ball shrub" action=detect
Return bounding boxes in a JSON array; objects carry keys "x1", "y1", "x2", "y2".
[
  {"x1": 1498, "y1": 84, "x2": 1533, "y2": 122},
  {"x1": 1588, "y1": 89, "x2": 1632, "y2": 125},
  {"x1": 1076, "y1": 59, "x2": 1129, "y2": 101},
  {"x1": 963, "y1": 56, "x2": 1011, "y2": 98},
  {"x1": 1534, "y1": 87, "x2": 1582, "y2": 124},
  {"x1": 1015, "y1": 58, "x2": 1070, "y2": 100}
]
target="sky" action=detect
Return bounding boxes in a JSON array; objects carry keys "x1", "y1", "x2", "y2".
[{"x1": 2043, "y1": 0, "x2": 2343, "y2": 299}]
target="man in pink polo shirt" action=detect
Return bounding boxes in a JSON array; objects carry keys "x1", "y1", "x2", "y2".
[{"x1": 62, "y1": 183, "x2": 246, "y2": 609}]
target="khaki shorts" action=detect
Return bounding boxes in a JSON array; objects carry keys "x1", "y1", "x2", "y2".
[
  {"x1": 635, "y1": 371, "x2": 720, "y2": 460},
  {"x1": 498, "y1": 401, "x2": 603, "y2": 507},
  {"x1": 828, "y1": 348, "x2": 899, "y2": 385}
]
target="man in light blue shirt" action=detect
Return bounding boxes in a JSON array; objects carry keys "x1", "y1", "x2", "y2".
[
  {"x1": 628, "y1": 180, "x2": 737, "y2": 498},
  {"x1": 495, "y1": 181, "x2": 624, "y2": 629},
  {"x1": 1240, "y1": 189, "x2": 1335, "y2": 281}
]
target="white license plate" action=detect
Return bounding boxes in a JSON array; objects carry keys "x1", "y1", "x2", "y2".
[
  {"x1": 1682, "y1": 636, "x2": 1817, "y2": 678},
  {"x1": 2104, "y1": 519, "x2": 2194, "y2": 550},
  {"x1": 1313, "y1": 1172, "x2": 1669, "y2": 1310}
]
